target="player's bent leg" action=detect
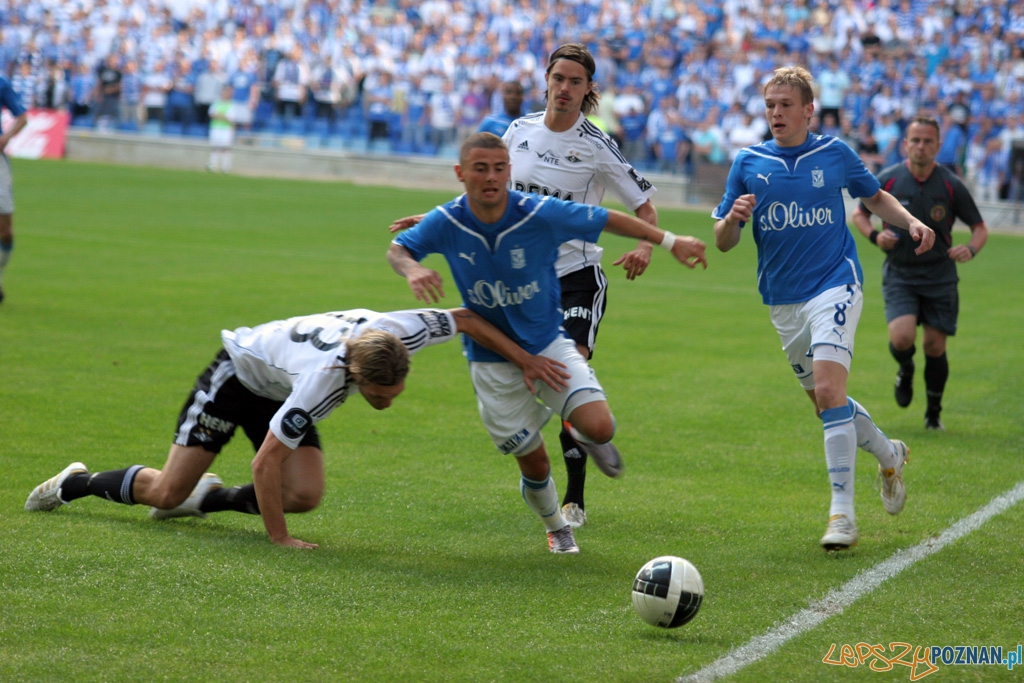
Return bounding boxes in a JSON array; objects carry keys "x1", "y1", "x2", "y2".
[
  {"x1": 137, "y1": 445, "x2": 217, "y2": 509},
  {"x1": 565, "y1": 402, "x2": 623, "y2": 478},
  {"x1": 280, "y1": 445, "x2": 325, "y2": 513}
]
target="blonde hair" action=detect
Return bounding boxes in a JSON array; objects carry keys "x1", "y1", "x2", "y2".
[
  {"x1": 764, "y1": 65, "x2": 815, "y2": 105},
  {"x1": 346, "y1": 330, "x2": 410, "y2": 386}
]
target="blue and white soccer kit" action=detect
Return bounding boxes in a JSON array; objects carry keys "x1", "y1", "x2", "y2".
[
  {"x1": 714, "y1": 134, "x2": 900, "y2": 527},
  {"x1": 392, "y1": 191, "x2": 609, "y2": 455},
  {"x1": 393, "y1": 191, "x2": 606, "y2": 361},
  {"x1": 713, "y1": 134, "x2": 881, "y2": 379},
  {"x1": 712, "y1": 134, "x2": 879, "y2": 307}
]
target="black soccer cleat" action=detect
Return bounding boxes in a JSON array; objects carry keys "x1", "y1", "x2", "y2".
[{"x1": 894, "y1": 363, "x2": 914, "y2": 408}]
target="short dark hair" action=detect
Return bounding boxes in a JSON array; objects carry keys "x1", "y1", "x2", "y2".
[
  {"x1": 459, "y1": 132, "x2": 508, "y2": 164},
  {"x1": 907, "y1": 116, "x2": 941, "y2": 137},
  {"x1": 545, "y1": 43, "x2": 600, "y2": 115}
]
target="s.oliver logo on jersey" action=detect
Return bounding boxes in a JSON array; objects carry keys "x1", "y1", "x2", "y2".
[
  {"x1": 759, "y1": 202, "x2": 835, "y2": 232},
  {"x1": 281, "y1": 408, "x2": 312, "y2": 440},
  {"x1": 466, "y1": 280, "x2": 542, "y2": 308}
]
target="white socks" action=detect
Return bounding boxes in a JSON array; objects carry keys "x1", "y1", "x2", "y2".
[{"x1": 520, "y1": 475, "x2": 566, "y2": 532}]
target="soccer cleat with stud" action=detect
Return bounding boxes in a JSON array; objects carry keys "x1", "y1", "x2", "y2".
[
  {"x1": 894, "y1": 364, "x2": 914, "y2": 408},
  {"x1": 562, "y1": 502, "x2": 587, "y2": 528},
  {"x1": 925, "y1": 411, "x2": 944, "y2": 431},
  {"x1": 25, "y1": 462, "x2": 89, "y2": 511},
  {"x1": 547, "y1": 524, "x2": 580, "y2": 554},
  {"x1": 820, "y1": 513, "x2": 858, "y2": 551},
  {"x1": 878, "y1": 440, "x2": 909, "y2": 515},
  {"x1": 149, "y1": 473, "x2": 223, "y2": 520}
]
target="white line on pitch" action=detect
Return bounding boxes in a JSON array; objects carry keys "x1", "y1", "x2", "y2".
[{"x1": 678, "y1": 480, "x2": 1024, "y2": 683}]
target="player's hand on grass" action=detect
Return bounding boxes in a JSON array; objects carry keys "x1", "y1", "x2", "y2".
[
  {"x1": 273, "y1": 535, "x2": 320, "y2": 549},
  {"x1": 388, "y1": 214, "x2": 425, "y2": 233},
  {"x1": 612, "y1": 242, "x2": 653, "y2": 280}
]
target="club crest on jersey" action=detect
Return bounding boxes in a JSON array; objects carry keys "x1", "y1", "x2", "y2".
[
  {"x1": 566, "y1": 151, "x2": 582, "y2": 163},
  {"x1": 812, "y1": 169, "x2": 825, "y2": 188},
  {"x1": 417, "y1": 311, "x2": 453, "y2": 338},
  {"x1": 930, "y1": 205, "x2": 947, "y2": 222},
  {"x1": 510, "y1": 248, "x2": 526, "y2": 269}
]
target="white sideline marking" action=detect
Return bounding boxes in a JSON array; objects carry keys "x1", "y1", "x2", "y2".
[{"x1": 678, "y1": 481, "x2": 1024, "y2": 683}]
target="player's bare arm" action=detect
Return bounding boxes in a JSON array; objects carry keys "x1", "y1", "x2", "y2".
[
  {"x1": 387, "y1": 243, "x2": 445, "y2": 303},
  {"x1": 388, "y1": 213, "x2": 426, "y2": 234},
  {"x1": 612, "y1": 200, "x2": 658, "y2": 281},
  {"x1": 0, "y1": 112, "x2": 26, "y2": 153},
  {"x1": 851, "y1": 205, "x2": 900, "y2": 251},
  {"x1": 251, "y1": 431, "x2": 318, "y2": 549},
  {"x1": 713, "y1": 193, "x2": 755, "y2": 252},
  {"x1": 604, "y1": 210, "x2": 708, "y2": 270},
  {"x1": 861, "y1": 190, "x2": 935, "y2": 255},
  {"x1": 450, "y1": 308, "x2": 570, "y2": 394}
]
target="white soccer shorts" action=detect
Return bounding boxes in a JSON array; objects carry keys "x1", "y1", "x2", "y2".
[
  {"x1": 469, "y1": 336, "x2": 607, "y2": 456},
  {"x1": 770, "y1": 284, "x2": 863, "y2": 391}
]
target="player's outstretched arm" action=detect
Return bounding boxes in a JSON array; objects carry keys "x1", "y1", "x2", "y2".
[
  {"x1": 861, "y1": 190, "x2": 935, "y2": 255},
  {"x1": 387, "y1": 243, "x2": 445, "y2": 304},
  {"x1": 713, "y1": 194, "x2": 755, "y2": 252},
  {"x1": 388, "y1": 213, "x2": 426, "y2": 234},
  {"x1": 604, "y1": 210, "x2": 707, "y2": 270},
  {"x1": 252, "y1": 431, "x2": 318, "y2": 549},
  {"x1": 449, "y1": 308, "x2": 569, "y2": 394}
]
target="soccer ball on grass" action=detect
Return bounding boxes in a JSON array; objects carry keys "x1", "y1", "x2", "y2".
[{"x1": 631, "y1": 555, "x2": 704, "y2": 628}]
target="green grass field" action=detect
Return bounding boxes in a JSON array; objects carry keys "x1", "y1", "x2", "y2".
[{"x1": 2, "y1": 159, "x2": 1021, "y2": 683}]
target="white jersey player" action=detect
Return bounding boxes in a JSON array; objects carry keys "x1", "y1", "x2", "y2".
[
  {"x1": 501, "y1": 43, "x2": 658, "y2": 529},
  {"x1": 25, "y1": 307, "x2": 570, "y2": 550}
]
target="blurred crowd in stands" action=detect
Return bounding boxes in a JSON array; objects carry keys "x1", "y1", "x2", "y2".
[{"x1": 4, "y1": 0, "x2": 1024, "y2": 200}]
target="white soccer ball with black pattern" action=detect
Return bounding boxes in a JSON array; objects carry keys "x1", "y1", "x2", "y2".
[{"x1": 631, "y1": 556, "x2": 704, "y2": 628}]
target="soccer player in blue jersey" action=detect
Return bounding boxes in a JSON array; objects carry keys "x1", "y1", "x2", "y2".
[
  {"x1": 387, "y1": 131, "x2": 707, "y2": 554},
  {"x1": 712, "y1": 66, "x2": 935, "y2": 551},
  {"x1": 477, "y1": 81, "x2": 523, "y2": 138},
  {"x1": 0, "y1": 74, "x2": 27, "y2": 304}
]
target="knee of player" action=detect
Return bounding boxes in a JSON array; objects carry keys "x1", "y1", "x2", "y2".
[{"x1": 284, "y1": 488, "x2": 322, "y2": 513}]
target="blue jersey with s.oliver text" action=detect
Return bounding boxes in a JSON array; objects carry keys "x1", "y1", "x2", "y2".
[
  {"x1": 393, "y1": 190, "x2": 607, "y2": 362},
  {"x1": 712, "y1": 134, "x2": 880, "y2": 306}
]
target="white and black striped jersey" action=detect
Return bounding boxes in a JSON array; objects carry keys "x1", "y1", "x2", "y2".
[
  {"x1": 221, "y1": 308, "x2": 456, "y2": 448},
  {"x1": 502, "y1": 111, "x2": 656, "y2": 278}
]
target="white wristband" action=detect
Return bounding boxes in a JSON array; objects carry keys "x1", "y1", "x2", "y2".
[{"x1": 660, "y1": 230, "x2": 676, "y2": 251}]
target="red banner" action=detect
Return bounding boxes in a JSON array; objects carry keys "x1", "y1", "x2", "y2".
[{"x1": 2, "y1": 108, "x2": 70, "y2": 159}]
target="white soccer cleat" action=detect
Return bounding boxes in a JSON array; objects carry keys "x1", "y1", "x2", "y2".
[
  {"x1": 149, "y1": 473, "x2": 223, "y2": 520},
  {"x1": 25, "y1": 462, "x2": 89, "y2": 511},
  {"x1": 820, "y1": 513, "x2": 858, "y2": 551},
  {"x1": 562, "y1": 502, "x2": 587, "y2": 528},
  {"x1": 547, "y1": 524, "x2": 580, "y2": 554},
  {"x1": 879, "y1": 440, "x2": 909, "y2": 515}
]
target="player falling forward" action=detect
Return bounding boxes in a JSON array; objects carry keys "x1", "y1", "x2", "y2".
[{"x1": 26, "y1": 307, "x2": 568, "y2": 549}]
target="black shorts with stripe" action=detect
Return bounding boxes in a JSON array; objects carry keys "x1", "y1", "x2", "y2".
[
  {"x1": 174, "y1": 350, "x2": 321, "y2": 453},
  {"x1": 559, "y1": 265, "x2": 608, "y2": 358}
]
